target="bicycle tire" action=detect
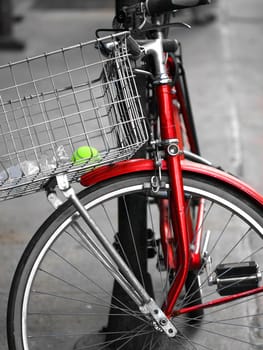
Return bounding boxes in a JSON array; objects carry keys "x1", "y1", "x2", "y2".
[{"x1": 7, "y1": 171, "x2": 263, "y2": 350}]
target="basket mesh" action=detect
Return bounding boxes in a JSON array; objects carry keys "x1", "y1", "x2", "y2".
[{"x1": 0, "y1": 32, "x2": 148, "y2": 201}]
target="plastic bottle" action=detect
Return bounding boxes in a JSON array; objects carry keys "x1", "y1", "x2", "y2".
[
  {"x1": 20, "y1": 160, "x2": 39, "y2": 177},
  {"x1": 39, "y1": 154, "x2": 57, "y2": 172},
  {"x1": 0, "y1": 162, "x2": 23, "y2": 183},
  {"x1": 56, "y1": 145, "x2": 70, "y2": 165},
  {"x1": 8, "y1": 164, "x2": 23, "y2": 179},
  {"x1": 0, "y1": 166, "x2": 8, "y2": 185}
]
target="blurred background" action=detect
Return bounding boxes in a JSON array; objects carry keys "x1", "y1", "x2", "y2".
[{"x1": 0, "y1": 0, "x2": 262, "y2": 348}]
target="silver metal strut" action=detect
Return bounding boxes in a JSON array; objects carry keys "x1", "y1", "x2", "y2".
[{"x1": 56, "y1": 173, "x2": 177, "y2": 338}]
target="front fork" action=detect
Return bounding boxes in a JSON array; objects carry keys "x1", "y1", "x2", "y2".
[{"x1": 156, "y1": 83, "x2": 193, "y2": 317}]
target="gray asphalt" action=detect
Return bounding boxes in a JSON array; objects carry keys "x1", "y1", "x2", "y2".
[{"x1": 0, "y1": 0, "x2": 263, "y2": 349}]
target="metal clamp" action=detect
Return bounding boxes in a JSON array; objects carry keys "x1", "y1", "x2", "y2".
[{"x1": 140, "y1": 298, "x2": 177, "y2": 337}]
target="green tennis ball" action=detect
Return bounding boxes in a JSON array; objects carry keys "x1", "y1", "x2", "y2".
[{"x1": 71, "y1": 146, "x2": 100, "y2": 165}]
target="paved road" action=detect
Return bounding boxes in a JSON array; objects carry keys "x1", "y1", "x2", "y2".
[{"x1": 0, "y1": 0, "x2": 263, "y2": 349}]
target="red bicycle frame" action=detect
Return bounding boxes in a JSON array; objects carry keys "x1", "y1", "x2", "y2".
[
  {"x1": 82, "y1": 62, "x2": 202, "y2": 317},
  {"x1": 167, "y1": 53, "x2": 200, "y2": 155},
  {"x1": 161, "y1": 54, "x2": 204, "y2": 271},
  {"x1": 81, "y1": 158, "x2": 263, "y2": 317},
  {"x1": 80, "y1": 35, "x2": 263, "y2": 318},
  {"x1": 154, "y1": 83, "x2": 191, "y2": 316}
]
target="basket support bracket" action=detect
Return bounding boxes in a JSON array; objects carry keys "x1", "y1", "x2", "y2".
[{"x1": 55, "y1": 173, "x2": 178, "y2": 338}]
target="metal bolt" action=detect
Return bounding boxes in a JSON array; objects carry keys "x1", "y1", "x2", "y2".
[
  {"x1": 167, "y1": 144, "x2": 179, "y2": 156},
  {"x1": 159, "y1": 318, "x2": 168, "y2": 326}
]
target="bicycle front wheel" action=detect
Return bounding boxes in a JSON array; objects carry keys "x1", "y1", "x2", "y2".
[{"x1": 7, "y1": 171, "x2": 263, "y2": 350}]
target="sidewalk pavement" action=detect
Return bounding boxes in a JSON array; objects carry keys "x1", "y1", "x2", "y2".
[{"x1": 0, "y1": 1, "x2": 263, "y2": 348}]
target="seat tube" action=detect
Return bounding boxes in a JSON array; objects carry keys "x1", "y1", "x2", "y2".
[{"x1": 156, "y1": 82, "x2": 190, "y2": 317}]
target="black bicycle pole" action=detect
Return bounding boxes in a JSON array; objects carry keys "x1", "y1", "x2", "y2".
[
  {"x1": 105, "y1": 1, "x2": 153, "y2": 347},
  {"x1": 115, "y1": 0, "x2": 149, "y2": 284},
  {"x1": 115, "y1": 0, "x2": 135, "y2": 23},
  {"x1": 0, "y1": 0, "x2": 24, "y2": 50}
]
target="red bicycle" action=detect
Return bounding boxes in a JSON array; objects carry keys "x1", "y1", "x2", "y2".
[{"x1": 2, "y1": 1, "x2": 263, "y2": 349}]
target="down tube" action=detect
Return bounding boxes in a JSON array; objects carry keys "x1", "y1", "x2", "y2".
[{"x1": 156, "y1": 83, "x2": 191, "y2": 316}]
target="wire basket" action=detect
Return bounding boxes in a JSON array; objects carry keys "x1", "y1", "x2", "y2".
[{"x1": 0, "y1": 32, "x2": 148, "y2": 201}]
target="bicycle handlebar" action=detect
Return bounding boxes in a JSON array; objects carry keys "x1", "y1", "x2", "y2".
[{"x1": 145, "y1": 0, "x2": 211, "y2": 16}]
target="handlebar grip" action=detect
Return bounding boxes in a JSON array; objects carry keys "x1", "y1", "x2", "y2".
[{"x1": 146, "y1": 0, "x2": 211, "y2": 16}]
